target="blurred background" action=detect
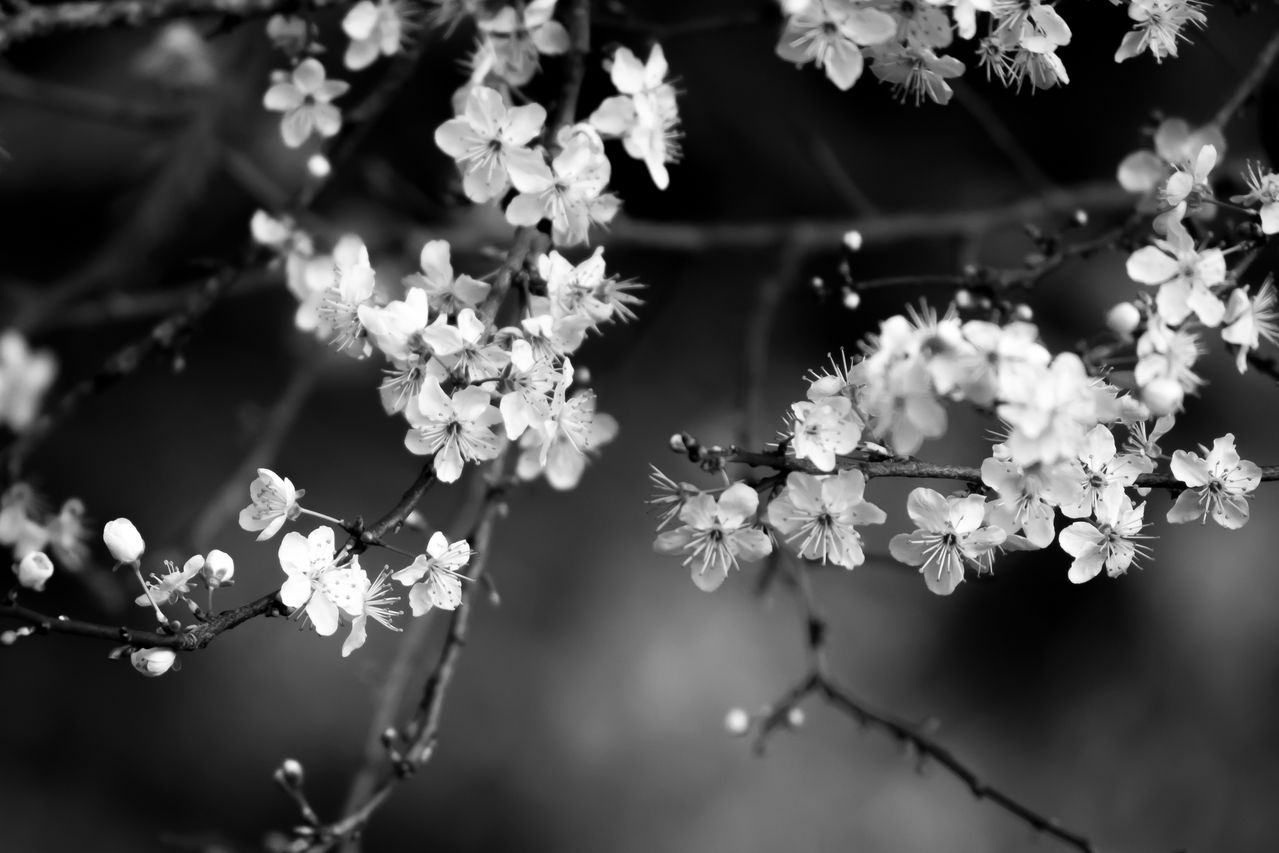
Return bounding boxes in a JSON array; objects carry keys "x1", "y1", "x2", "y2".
[{"x1": 4, "y1": 1, "x2": 1279, "y2": 851}]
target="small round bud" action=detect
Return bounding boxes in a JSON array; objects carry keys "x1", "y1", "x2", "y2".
[
  {"x1": 130, "y1": 647, "x2": 177, "y2": 677},
  {"x1": 307, "y1": 154, "x2": 331, "y2": 179},
  {"x1": 1141, "y1": 378, "x2": 1184, "y2": 416},
  {"x1": 1013, "y1": 304, "x2": 1034, "y2": 321},
  {"x1": 1072, "y1": 209, "x2": 1089, "y2": 227},
  {"x1": 842, "y1": 230, "x2": 863, "y2": 252},
  {"x1": 810, "y1": 276, "x2": 825, "y2": 292},
  {"x1": 574, "y1": 365, "x2": 592, "y2": 385},
  {"x1": 786, "y1": 706, "x2": 806, "y2": 729},
  {"x1": 955, "y1": 288, "x2": 974, "y2": 309},
  {"x1": 278, "y1": 758, "x2": 305, "y2": 788},
  {"x1": 724, "y1": 708, "x2": 751, "y2": 736},
  {"x1": 668, "y1": 433, "x2": 688, "y2": 453},
  {"x1": 203, "y1": 549, "x2": 235, "y2": 587},
  {"x1": 1106, "y1": 302, "x2": 1142, "y2": 337},
  {"x1": 841, "y1": 288, "x2": 861, "y2": 311},
  {"x1": 14, "y1": 551, "x2": 54, "y2": 592},
  {"x1": 103, "y1": 518, "x2": 145, "y2": 564}
]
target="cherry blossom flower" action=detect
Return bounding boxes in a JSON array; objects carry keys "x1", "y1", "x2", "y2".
[
  {"x1": 775, "y1": 0, "x2": 897, "y2": 90},
  {"x1": 0, "y1": 484, "x2": 49, "y2": 559},
  {"x1": 1126, "y1": 220, "x2": 1225, "y2": 327},
  {"x1": 505, "y1": 125, "x2": 620, "y2": 245},
  {"x1": 278, "y1": 526, "x2": 362, "y2": 636},
  {"x1": 0, "y1": 331, "x2": 56, "y2": 432},
  {"x1": 498, "y1": 339, "x2": 557, "y2": 440},
  {"x1": 1221, "y1": 280, "x2": 1279, "y2": 373},
  {"x1": 589, "y1": 44, "x2": 681, "y2": 189},
  {"x1": 766, "y1": 470, "x2": 886, "y2": 568},
  {"x1": 338, "y1": 566, "x2": 402, "y2": 657},
  {"x1": 1166, "y1": 434, "x2": 1262, "y2": 529},
  {"x1": 1232, "y1": 163, "x2": 1279, "y2": 234},
  {"x1": 1113, "y1": 0, "x2": 1207, "y2": 64},
  {"x1": 648, "y1": 466, "x2": 701, "y2": 530},
  {"x1": 889, "y1": 488, "x2": 1006, "y2": 595},
  {"x1": 403, "y1": 240, "x2": 490, "y2": 315},
  {"x1": 517, "y1": 362, "x2": 618, "y2": 490},
  {"x1": 990, "y1": 0, "x2": 1071, "y2": 44},
  {"x1": 653, "y1": 482, "x2": 773, "y2": 592},
  {"x1": 136, "y1": 555, "x2": 204, "y2": 607},
  {"x1": 46, "y1": 498, "x2": 88, "y2": 570},
  {"x1": 1134, "y1": 315, "x2": 1202, "y2": 414},
  {"x1": 1058, "y1": 496, "x2": 1151, "y2": 583},
  {"x1": 435, "y1": 85, "x2": 548, "y2": 203},
  {"x1": 538, "y1": 248, "x2": 624, "y2": 327},
  {"x1": 1161, "y1": 142, "x2": 1216, "y2": 209},
  {"x1": 203, "y1": 549, "x2": 235, "y2": 588},
  {"x1": 869, "y1": 44, "x2": 966, "y2": 104},
  {"x1": 393, "y1": 531, "x2": 473, "y2": 616},
  {"x1": 263, "y1": 59, "x2": 349, "y2": 148},
  {"x1": 358, "y1": 286, "x2": 465, "y2": 364},
  {"x1": 14, "y1": 551, "x2": 54, "y2": 592},
  {"x1": 980, "y1": 456, "x2": 1081, "y2": 548},
  {"x1": 1058, "y1": 425, "x2": 1154, "y2": 519},
  {"x1": 477, "y1": 0, "x2": 569, "y2": 86},
  {"x1": 1116, "y1": 117, "x2": 1224, "y2": 228},
  {"x1": 404, "y1": 378, "x2": 505, "y2": 483},
  {"x1": 445, "y1": 308, "x2": 511, "y2": 383},
  {"x1": 925, "y1": 0, "x2": 991, "y2": 40},
  {"x1": 238, "y1": 468, "x2": 303, "y2": 541},
  {"x1": 317, "y1": 235, "x2": 377, "y2": 357},
  {"x1": 342, "y1": 0, "x2": 405, "y2": 71},
  {"x1": 790, "y1": 395, "x2": 862, "y2": 472},
  {"x1": 998, "y1": 353, "x2": 1103, "y2": 465}
]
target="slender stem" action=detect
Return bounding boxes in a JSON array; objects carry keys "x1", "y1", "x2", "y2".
[
  {"x1": 300, "y1": 507, "x2": 348, "y2": 528},
  {"x1": 132, "y1": 564, "x2": 168, "y2": 625},
  {"x1": 1210, "y1": 29, "x2": 1279, "y2": 129}
]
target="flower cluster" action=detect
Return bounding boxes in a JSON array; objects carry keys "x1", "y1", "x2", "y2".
[
  {"x1": 0, "y1": 330, "x2": 56, "y2": 432},
  {"x1": 774, "y1": 0, "x2": 1210, "y2": 103},
  {"x1": 0, "y1": 484, "x2": 88, "y2": 569}
]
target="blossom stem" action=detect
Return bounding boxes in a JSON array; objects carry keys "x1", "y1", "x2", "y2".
[
  {"x1": 300, "y1": 507, "x2": 348, "y2": 527},
  {"x1": 132, "y1": 564, "x2": 168, "y2": 625}
]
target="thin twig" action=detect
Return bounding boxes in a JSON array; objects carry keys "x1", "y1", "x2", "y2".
[
  {"x1": 0, "y1": 67, "x2": 188, "y2": 128},
  {"x1": 1210, "y1": 28, "x2": 1279, "y2": 129}
]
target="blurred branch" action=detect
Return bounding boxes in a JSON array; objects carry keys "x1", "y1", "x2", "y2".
[
  {"x1": 188, "y1": 357, "x2": 327, "y2": 552},
  {"x1": 739, "y1": 240, "x2": 803, "y2": 448},
  {"x1": 0, "y1": 66, "x2": 188, "y2": 128},
  {"x1": 754, "y1": 555, "x2": 1100, "y2": 853},
  {"x1": 0, "y1": 0, "x2": 344, "y2": 48},
  {"x1": 1210, "y1": 28, "x2": 1279, "y2": 129}
]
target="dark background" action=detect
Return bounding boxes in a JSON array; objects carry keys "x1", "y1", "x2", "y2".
[{"x1": 4, "y1": 1, "x2": 1279, "y2": 851}]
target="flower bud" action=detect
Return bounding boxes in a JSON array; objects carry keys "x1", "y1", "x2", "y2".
[
  {"x1": 1013, "y1": 304, "x2": 1033, "y2": 321},
  {"x1": 724, "y1": 707, "x2": 751, "y2": 736},
  {"x1": 14, "y1": 551, "x2": 54, "y2": 591},
  {"x1": 203, "y1": 549, "x2": 235, "y2": 587},
  {"x1": 277, "y1": 758, "x2": 305, "y2": 788},
  {"x1": 103, "y1": 518, "x2": 145, "y2": 564},
  {"x1": 955, "y1": 288, "x2": 974, "y2": 309},
  {"x1": 668, "y1": 433, "x2": 688, "y2": 453},
  {"x1": 307, "y1": 154, "x2": 331, "y2": 179},
  {"x1": 130, "y1": 647, "x2": 177, "y2": 677},
  {"x1": 841, "y1": 288, "x2": 861, "y2": 311},
  {"x1": 1141, "y1": 377, "x2": 1184, "y2": 416},
  {"x1": 1106, "y1": 302, "x2": 1142, "y2": 337},
  {"x1": 842, "y1": 230, "x2": 863, "y2": 252},
  {"x1": 786, "y1": 706, "x2": 806, "y2": 728}
]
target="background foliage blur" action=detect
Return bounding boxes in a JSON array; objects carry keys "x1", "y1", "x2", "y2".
[{"x1": 4, "y1": 1, "x2": 1279, "y2": 850}]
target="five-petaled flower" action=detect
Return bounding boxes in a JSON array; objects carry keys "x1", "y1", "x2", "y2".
[
  {"x1": 434, "y1": 86, "x2": 548, "y2": 203},
  {"x1": 1058, "y1": 496, "x2": 1151, "y2": 583},
  {"x1": 239, "y1": 468, "x2": 303, "y2": 541},
  {"x1": 404, "y1": 378, "x2": 506, "y2": 483},
  {"x1": 653, "y1": 483, "x2": 773, "y2": 592},
  {"x1": 393, "y1": 531, "x2": 474, "y2": 616},
  {"x1": 1166, "y1": 434, "x2": 1262, "y2": 528},
  {"x1": 889, "y1": 488, "x2": 1006, "y2": 595},
  {"x1": 263, "y1": 58, "x2": 350, "y2": 148},
  {"x1": 766, "y1": 470, "x2": 886, "y2": 568}
]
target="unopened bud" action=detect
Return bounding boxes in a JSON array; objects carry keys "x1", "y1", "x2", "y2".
[
  {"x1": 724, "y1": 707, "x2": 751, "y2": 736},
  {"x1": 955, "y1": 288, "x2": 974, "y2": 309},
  {"x1": 810, "y1": 276, "x2": 825, "y2": 292},
  {"x1": 1013, "y1": 304, "x2": 1033, "y2": 321},
  {"x1": 1106, "y1": 302, "x2": 1142, "y2": 337},
  {"x1": 130, "y1": 647, "x2": 177, "y2": 677},
  {"x1": 842, "y1": 230, "x2": 863, "y2": 252},
  {"x1": 203, "y1": 549, "x2": 235, "y2": 587},
  {"x1": 14, "y1": 551, "x2": 54, "y2": 592},
  {"x1": 786, "y1": 706, "x2": 806, "y2": 728},
  {"x1": 574, "y1": 365, "x2": 592, "y2": 386},
  {"x1": 668, "y1": 433, "x2": 688, "y2": 453},
  {"x1": 307, "y1": 154, "x2": 331, "y2": 179},
  {"x1": 277, "y1": 758, "x2": 305, "y2": 788},
  {"x1": 841, "y1": 288, "x2": 861, "y2": 311},
  {"x1": 103, "y1": 518, "x2": 145, "y2": 564},
  {"x1": 1072, "y1": 209, "x2": 1089, "y2": 227}
]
